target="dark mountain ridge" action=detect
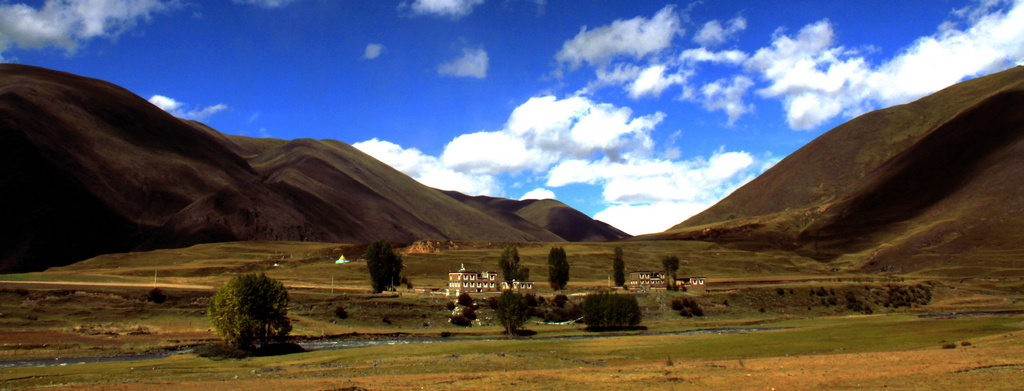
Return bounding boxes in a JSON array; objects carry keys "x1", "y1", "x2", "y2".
[
  {"x1": 0, "y1": 64, "x2": 628, "y2": 273},
  {"x1": 654, "y1": 66, "x2": 1024, "y2": 274}
]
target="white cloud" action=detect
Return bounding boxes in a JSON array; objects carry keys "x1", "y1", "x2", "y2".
[
  {"x1": 148, "y1": 95, "x2": 228, "y2": 121},
  {"x1": 438, "y1": 47, "x2": 488, "y2": 79},
  {"x1": 555, "y1": 5, "x2": 682, "y2": 70},
  {"x1": 0, "y1": 0, "x2": 172, "y2": 54},
  {"x1": 442, "y1": 95, "x2": 663, "y2": 174},
  {"x1": 402, "y1": 0, "x2": 484, "y2": 19},
  {"x1": 595, "y1": 202, "x2": 710, "y2": 236},
  {"x1": 552, "y1": 148, "x2": 760, "y2": 235},
  {"x1": 626, "y1": 64, "x2": 689, "y2": 99},
  {"x1": 695, "y1": 76, "x2": 755, "y2": 125},
  {"x1": 679, "y1": 47, "x2": 748, "y2": 65},
  {"x1": 693, "y1": 16, "x2": 747, "y2": 47},
  {"x1": 353, "y1": 138, "x2": 501, "y2": 196},
  {"x1": 746, "y1": 1, "x2": 1024, "y2": 129},
  {"x1": 363, "y1": 43, "x2": 385, "y2": 59},
  {"x1": 232, "y1": 0, "x2": 299, "y2": 8},
  {"x1": 520, "y1": 188, "x2": 555, "y2": 200}
]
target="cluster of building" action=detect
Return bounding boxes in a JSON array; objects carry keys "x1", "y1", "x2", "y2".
[
  {"x1": 444, "y1": 265, "x2": 704, "y2": 296},
  {"x1": 628, "y1": 271, "x2": 706, "y2": 293},
  {"x1": 447, "y1": 265, "x2": 535, "y2": 296}
]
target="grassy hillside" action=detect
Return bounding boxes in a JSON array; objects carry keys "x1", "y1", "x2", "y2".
[
  {"x1": 655, "y1": 66, "x2": 1024, "y2": 273},
  {"x1": 0, "y1": 64, "x2": 625, "y2": 273}
]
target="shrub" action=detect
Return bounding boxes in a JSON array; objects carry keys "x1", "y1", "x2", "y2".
[
  {"x1": 671, "y1": 299, "x2": 685, "y2": 311},
  {"x1": 553, "y1": 294, "x2": 569, "y2": 308},
  {"x1": 208, "y1": 273, "x2": 292, "y2": 350},
  {"x1": 382, "y1": 316, "x2": 392, "y2": 325},
  {"x1": 148, "y1": 288, "x2": 167, "y2": 304},
  {"x1": 941, "y1": 342, "x2": 957, "y2": 349},
  {"x1": 776, "y1": 288, "x2": 785, "y2": 296},
  {"x1": 457, "y1": 292, "x2": 474, "y2": 307},
  {"x1": 334, "y1": 305, "x2": 348, "y2": 319},
  {"x1": 960, "y1": 341, "x2": 972, "y2": 347},
  {"x1": 440, "y1": 331, "x2": 452, "y2": 338},
  {"x1": 463, "y1": 307, "x2": 477, "y2": 320},
  {"x1": 525, "y1": 294, "x2": 538, "y2": 307},
  {"x1": 581, "y1": 292, "x2": 642, "y2": 329},
  {"x1": 445, "y1": 301, "x2": 456, "y2": 310},
  {"x1": 485, "y1": 297, "x2": 498, "y2": 309},
  {"x1": 450, "y1": 314, "x2": 472, "y2": 327}
]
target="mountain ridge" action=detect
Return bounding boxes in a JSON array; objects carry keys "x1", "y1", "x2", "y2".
[{"x1": 0, "y1": 64, "x2": 629, "y2": 273}]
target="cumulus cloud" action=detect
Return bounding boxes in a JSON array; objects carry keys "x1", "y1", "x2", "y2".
[
  {"x1": 520, "y1": 188, "x2": 555, "y2": 200},
  {"x1": 626, "y1": 64, "x2": 690, "y2": 99},
  {"x1": 441, "y1": 95, "x2": 663, "y2": 174},
  {"x1": 693, "y1": 16, "x2": 747, "y2": 47},
  {"x1": 0, "y1": 0, "x2": 173, "y2": 54},
  {"x1": 232, "y1": 0, "x2": 299, "y2": 8},
  {"x1": 148, "y1": 95, "x2": 228, "y2": 121},
  {"x1": 363, "y1": 43, "x2": 385, "y2": 59},
  {"x1": 555, "y1": 5, "x2": 682, "y2": 70},
  {"x1": 438, "y1": 47, "x2": 489, "y2": 78},
  {"x1": 549, "y1": 148, "x2": 760, "y2": 235},
  {"x1": 353, "y1": 138, "x2": 501, "y2": 196},
  {"x1": 746, "y1": 1, "x2": 1024, "y2": 129},
  {"x1": 401, "y1": 0, "x2": 484, "y2": 19},
  {"x1": 695, "y1": 76, "x2": 755, "y2": 125}
]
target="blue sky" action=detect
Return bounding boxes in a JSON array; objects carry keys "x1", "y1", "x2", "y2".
[{"x1": 2, "y1": 0, "x2": 1024, "y2": 235}]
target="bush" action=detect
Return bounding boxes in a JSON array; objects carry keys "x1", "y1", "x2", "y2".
[
  {"x1": 670, "y1": 299, "x2": 685, "y2": 311},
  {"x1": 525, "y1": 294, "x2": 538, "y2": 307},
  {"x1": 148, "y1": 288, "x2": 167, "y2": 304},
  {"x1": 463, "y1": 307, "x2": 477, "y2": 320},
  {"x1": 334, "y1": 305, "x2": 348, "y2": 319},
  {"x1": 440, "y1": 331, "x2": 452, "y2": 338},
  {"x1": 382, "y1": 316, "x2": 392, "y2": 325},
  {"x1": 553, "y1": 294, "x2": 569, "y2": 308},
  {"x1": 941, "y1": 342, "x2": 957, "y2": 349},
  {"x1": 581, "y1": 292, "x2": 642, "y2": 329},
  {"x1": 208, "y1": 273, "x2": 292, "y2": 350},
  {"x1": 457, "y1": 292, "x2": 474, "y2": 307},
  {"x1": 445, "y1": 301, "x2": 456, "y2": 310},
  {"x1": 450, "y1": 314, "x2": 472, "y2": 326},
  {"x1": 485, "y1": 297, "x2": 498, "y2": 309}
]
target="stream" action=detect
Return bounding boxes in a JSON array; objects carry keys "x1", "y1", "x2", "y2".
[{"x1": 0, "y1": 327, "x2": 790, "y2": 369}]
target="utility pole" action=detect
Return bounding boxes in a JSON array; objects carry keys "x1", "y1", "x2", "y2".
[{"x1": 153, "y1": 270, "x2": 158, "y2": 288}]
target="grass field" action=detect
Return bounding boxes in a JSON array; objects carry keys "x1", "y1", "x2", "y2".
[{"x1": 2, "y1": 240, "x2": 1024, "y2": 389}]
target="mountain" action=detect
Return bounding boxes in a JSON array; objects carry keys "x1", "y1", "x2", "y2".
[
  {"x1": 0, "y1": 64, "x2": 629, "y2": 273},
  {"x1": 440, "y1": 191, "x2": 630, "y2": 242},
  {"x1": 654, "y1": 66, "x2": 1024, "y2": 274}
]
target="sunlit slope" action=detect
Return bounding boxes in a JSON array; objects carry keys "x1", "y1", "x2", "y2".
[
  {"x1": 0, "y1": 64, "x2": 624, "y2": 273},
  {"x1": 658, "y1": 66, "x2": 1024, "y2": 273}
]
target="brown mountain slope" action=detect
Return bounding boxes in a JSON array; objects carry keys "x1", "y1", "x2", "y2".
[
  {"x1": 654, "y1": 66, "x2": 1024, "y2": 274},
  {"x1": 440, "y1": 191, "x2": 631, "y2": 242},
  {"x1": 0, "y1": 64, "x2": 623, "y2": 273}
]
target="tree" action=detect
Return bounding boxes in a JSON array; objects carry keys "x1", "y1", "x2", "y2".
[
  {"x1": 547, "y1": 246, "x2": 570, "y2": 290},
  {"x1": 208, "y1": 273, "x2": 292, "y2": 349},
  {"x1": 498, "y1": 245, "x2": 529, "y2": 281},
  {"x1": 581, "y1": 292, "x2": 642, "y2": 329},
  {"x1": 612, "y1": 247, "x2": 625, "y2": 287},
  {"x1": 661, "y1": 255, "x2": 680, "y2": 291},
  {"x1": 495, "y1": 290, "x2": 528, "y2": 335},
  {"x1": 365, "y1": 240, "x2": 404, "y2": 293}
]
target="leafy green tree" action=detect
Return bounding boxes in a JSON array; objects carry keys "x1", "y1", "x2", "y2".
[
  {"x1": 365, "y1": 240, "x2": 404, "y2": 293},
  {"x1": 208, "y1": 273, "x2": 292, "y2": 349},
  {"x1": 498, "y1": 245, "x2": 529, "y2": 281},
  {"x1": 612, "y1": 247, "x2": 625, "y2": 287},
  {"x1": 495, "y1": 290, "x2": 528, "y2": 335},
  {"x1": 581, "y1": 292, "x2": 642, "y2": 328},
  {"x1": 661, "y1": 255, "x2": 680, "y2": 291},
  {"x1": 547, "y1": 246, "x2": 570, "y2": 290}
]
